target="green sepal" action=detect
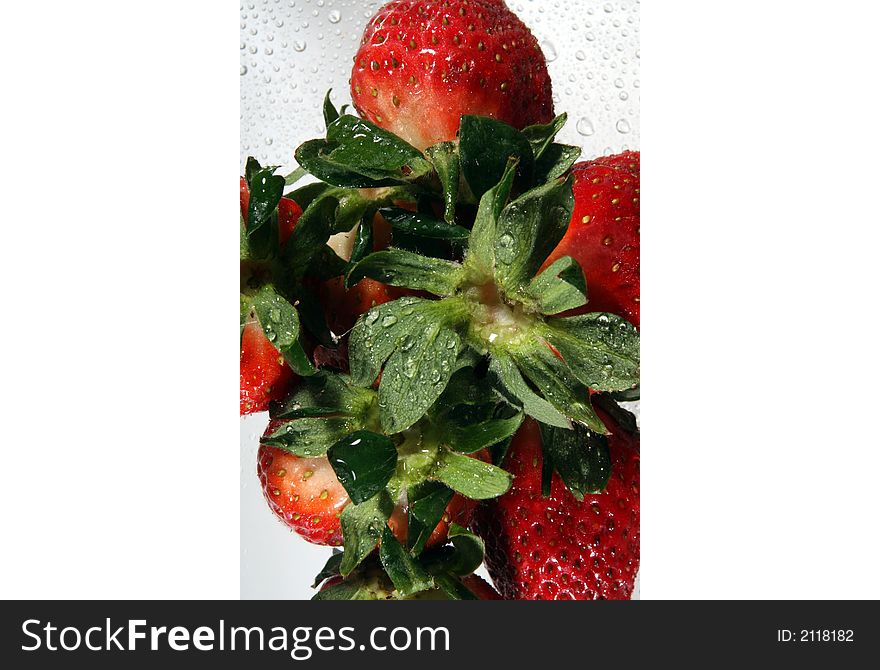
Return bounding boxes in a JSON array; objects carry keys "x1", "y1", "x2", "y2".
[
  {"x1": 339, "y1": 490, "x2": 394, "y2": 576},
  {"x1": 511, "y1": 342, "x2": 606, "y2": 434},
  {"x1": 488, "y1": 354, "x2": 570, "y2": 429},
  {"x1": 592, "y1": 392, "x2": 640, "y2": 436},
  {"x1": 431, "y1": 573, "x2": 479, "y2": 600},
  {"x1": 534, "y1": 144, "x2": 582, "y2": 182},
  {"x1": 420, "y1": 525, "x2": 485, "y2": 578},
  {"x1": 328, "y1": 430, "x2": 398, "y2": 505},
  {"x1": 261, "y1": 417, "x2": 361, "y2": 457},
  {"x1": 346, "y1": 249, "x2": 465, "y2": 296},
  {"x1": 527, "y1": 255, "x2": 588, "y2": 315},
  {"x1": 295, "y1": 115, "x2": 432, "y2": 188},
  {"x1": 459, "y1": 115, "x2": 534, "y2": 200},
  {"x1": 541, "y1": 313, "x2": 640, "y2": 392},
  {"x1": 246, "y1": 166, "x2": 285, "y2": 259},
  {"x1": 493, "y1": 175, "x2": 575, "y2": 299},
  {"x1": 432, "y1": 450, "x2": 512, "y2": 500},
  {"x1": 283, "y1": 166, "x2": 308, "y2": 187},
  {"x1": 521, "y1": 113, "x2": 568, "y2": 162},
  {"x1": 381, "y1": 207, "x2": 470, "y2": 256},
  {"x1": 539, "y1": 422, "x2": 612, "y2": 501},
  {"x1": 425, "y1": 141, "x2": 460, "y2": 223},
  {"x1": 311, "y1": 551, "x2": 343, "y2": 588},
  {"x1": 379, "y1": 526, "x2": 434, "y2": 598},
  {"x1": 322, "y1": 89, "x2": 340, "y2": 128},
  {"x1": 440, "y1": 411, "x2": 524, "y2": 455},
  {"x1": 406, "y1": 481, "x2": 455, "y2": 556},
  {"x1": 466, "y1": 158, "x2": 518, "y2": 279},
  {"x1": 249, "y1": 284, "x2": 314, "y2": 376},
  {"x1": 280, "y1": 194, "x2": 337, "y2": 281},
  {"x1": 347, "y1": 212, "x2": 374, "y2": 268}
]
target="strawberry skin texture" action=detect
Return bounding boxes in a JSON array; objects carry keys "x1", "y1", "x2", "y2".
[
  {"x1": 475, "y1": 413, "x2": 640, "y2": 600},
  {"x1": 240, "y1": 320, "x2": 295, "y2": 415},
  {"x1": 350, "y1": 0, "x2": 553, "y2": 151},
  {"x1": 258, "y1": 436, "x2": 350, "y2": 546},
  {"x1": 542, "y1": 152, "x2": 640, "y2": 328}
]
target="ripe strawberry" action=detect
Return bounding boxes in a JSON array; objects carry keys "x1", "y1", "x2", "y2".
[
  {"x1": 461, "y1": 574, "x2": 503, "y2": 600},
  {"x1": 474, "y1": 410, "x2": 640, "y2": 600},
  {"x1": 350, "y1": 0, "x2": 553, "y2": 150},
  {"x1": 258, "y1": 440, "x2": 349, "y2": 546},
  {"x1": 542, "y1": 151, "x2": 640, "y2": 328},
  {"x1": 240, "y1": 318, "x2": 295, "y2": 415},
  {"x1": 258, "y1": 422, "x2": 487, "y2": 548}
]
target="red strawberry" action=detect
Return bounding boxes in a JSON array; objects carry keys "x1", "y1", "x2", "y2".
[
  {"x1": 240, "y1": 318, "x2": 295, "y2": 415},
  {"x1": 350, "y1": 0, "x2": 553, "y2": 151},
  {"x1": 474, "y1": 410, "x2": 640, "y2": 600},
  {"x1": 258, "y1": 440, "x2": 349, "y2": 546},
  {"x1": 461, "y1": 574, "x2": 503, "y2": 600},
  {"x1": 240, "y1": 176, "x2": 303, "y2": 246},
  {"x1": 259, "y1": 421, "x2": 488, "y2": 548},
  {"x1": 542, "y1": 151, "x2": 640, "y2": 328}
]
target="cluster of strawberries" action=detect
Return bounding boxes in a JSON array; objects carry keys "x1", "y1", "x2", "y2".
[{"x1": 241, "y1": 0, "x2": 639, "y2": 600}]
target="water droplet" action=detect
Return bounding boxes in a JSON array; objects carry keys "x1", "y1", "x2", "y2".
[
  {"x1": 497, "y1": 234, "x2": 516, "y2": 263},
  {"x1": 293, "y1": 40, "x2": 307, "y2": 52},
  {"x1": 365, "y1": 311, "x2": 379, "y2": 326},
  {"x1": 575, "y1": 50, "x2": 586, "y2": 61},
  {"x1": 616, "y1": 118, "x2": 631, "y2": 134},
  {"x1": 240, "y1": 65, "x2": 248, "y2": 76},
  {"x1": 576, "y1": 117, "x2": 595, "y2": 136},
  {"x1": 328, "y1": 9, "x2": 341, "y2": 24},
  {"x1": 430, "y1": 369, "x2": 442, "y2": 384},
  {"x1": 603, "y1": 2, "x2": 614, "y2": 12},
  {"x1": 541, "y1": 40, "x2": 557, "y2": 62},
  {"x1": 382, "y1": 315, "x2": 398, "y2": 327}
]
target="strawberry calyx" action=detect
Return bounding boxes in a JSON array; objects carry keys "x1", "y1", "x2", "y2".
[{"x1": 262, "y1": 370, "x2": 518, "y2": 583}]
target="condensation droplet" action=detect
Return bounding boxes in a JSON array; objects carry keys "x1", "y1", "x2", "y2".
[
  {"x1": 240, "y1": 65, "x2": 248, "y2": 76},
  {"x1": 576, "y1": 117, "x2": 595, "y2": 136},
  {"x1": 328, "y1": 9, "x2": 341, "y2": 24},
  {"x1": 293, "y1": 40, "x2": 306, "y2": 52},
  {"x1": 541, "y1": 40, "x2": 557, "y2": 62},
  {"x1": 616, "y1": 118, "x2": 631, "y2": 134}
]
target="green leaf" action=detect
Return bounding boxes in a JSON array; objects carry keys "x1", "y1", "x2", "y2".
[
  {"x1": 295, "y1": 115, "x2": 432, "y2": 188},
  {"x1": 493, "y1": 176, "x2": 575, "y2": 298},
  {"x1": 379, "y1": 526, "x2": 434, "y2": 597},
  {"x1": 431, "y1": 573, "x2": 478, "y2": 600},
  {"x1": 534, "y1": 144, "x2": 582, "y2": 182},
  {"x1": 521, "y1": 113, "x2": 568, "y2": 162},
  {"x1": 466, "y1": 158, "x2": 518, "y2": 278},
  {"x1": 347, "y1": 249, "x2": 465, "y2": 296},
  {"x1": 311, "y1": 580, "x2": 380, "y2": 600},
  {"x1": 440, "y1": 411, "x2": 524, "y2": 454},
  {"x1": 290, "y1": 285, "x2": 333, "y2": 347},
  {"x1": 322, "y1": 89, "x2": 340, "y2": 128},
  {"x1": 539, "y1": 423, "x2": 612, "y2": 500},
  {"x1": 283, "y1": 166, "x2": 308, "y2": 187},
  {"x1": 592, "y1": 393, "x2": 640, "y2": 435},
  {"x1": 611, "y1": 386, "x2": 641, "y2": 403},
  {"x1": 307, "y1": 245, "x2": 348, "y2": 281},
  {"x1": 244, "y1": 156, "x2": 263, "y2": 184},
  {"x1": 425, "y1": 142, "x2": 460, "y2": 223},
  {"x1": 510, "y1": 342, "x2": 607, "y2": 434},
  {"x1": 527, "y1": 255, "x2": 588, "y2": 315},
  {"x1": 381, "y1": 207, "x2": 470, "y2": 251},
  {"x1": 261, "y1": 417, "x2": 361, "y2": 457},
  {"x1": 379, "y1": 322, "x2": 463, "y2": 434},
  {"x1": 281, "y1": 194, "x2": 336, "y2": 279},
  {"x1": 432, "y1": 450, "x2": 512, "y2": 500},
  {"x1": 249, "y1": 284, "x2": 314, "y2": 376},
  {"x1": 328, "y1": 430, "x2": 398, "y2": 505},
  {"x1": 459, "y1": 115, "x2": 534, "y2": 200},
  {"x1": 271, "y1": 372, "x2": 375, "y2": 421},
  {"x1": 488, "y1": 354, "x2": 570, "y2": 428},
  {"x1": 443, "y1": 524, "x2": 485, "y2": 576},
  {"x1": 246, "y1": 167, "x2": 285, "y2": 259},
  {"x1": 312, "y1": 552, "x2": 343, "y2": 588},
  {"x1": 348, "y1": 297, "x2": 461, "y2": 388},
  {"x1": 541, "y1": 314, "x2": 640, "y2": 392},
  {"x1": 347, "y1": 216, "x2": 372, "y2": 273},
  {"x1": 407, "y1": 481, "x2": 455, "y2": 555},
  {"x1": 339, "y1": 491, "x2": 393, "y2": 576}
]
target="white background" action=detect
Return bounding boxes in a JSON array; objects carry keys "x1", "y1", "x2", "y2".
[{"x1": 2, "y1": 0, "x2": 880, "y2": 600}]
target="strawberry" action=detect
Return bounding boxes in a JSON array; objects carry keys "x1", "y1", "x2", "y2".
[
  {"x1": 350, "y1": 0, "x2": 553, "y2": 150},
  {"x1": 240, "y1": 177, "x2": 305, "y2": 415},
  {"x1": 461, "y1": 574, "x2": 503, "y2": 600},
  {"x1": 258, "y1": 441, "x2": 348, "y2": 546},
  {"x1": 240, "y1": 318, "x2": 295, "y2": 415},
  {"x1": 258, "y1": 420, "x2": 487, "y2": 548},
  {"x1": 542, "y1": 151, "x2": 640, "y2": 328},
  {"x1": 475, "y1": 408, "x2": 640, "y2": 600}
]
